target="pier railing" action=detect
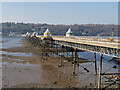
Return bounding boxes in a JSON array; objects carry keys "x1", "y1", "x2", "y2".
[{"x1": 52, "y1": 36, "x2": 120, "y2": 58}]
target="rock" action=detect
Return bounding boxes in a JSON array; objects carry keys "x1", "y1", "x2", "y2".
[
  {"x1": 89, "y1": 83, "x2": 92, "y2": 86},
  {"x1": 4, "y1": 85, "x2": 7, "y2": 87},
  {"x1": 68, "y1": 78, "x2": 71, "y2": 81},
  {"x1": 58, "y1": 65, "x2": 63, "y2": 67},
  {"x1": 53, "y1": 82, "x2": 57, "y2": 84},
  {"x1": 66, "y1": 86, "x2": 71, "y2": 88},
  {"x1": 58, "y1": 76, "x2": 61, "y2": 79}
]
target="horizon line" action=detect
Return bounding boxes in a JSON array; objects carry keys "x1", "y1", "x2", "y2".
[{"x1": 1, "y1": 21, "x2": 118, "y2": 25}]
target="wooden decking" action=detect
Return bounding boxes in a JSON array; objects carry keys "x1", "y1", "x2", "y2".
[
  {"x1": 37, "y1": 35, "x2": 120, "y2": 49},
  {"x1": 53, "y1": 37, "x2": 120, "y2": 49}
]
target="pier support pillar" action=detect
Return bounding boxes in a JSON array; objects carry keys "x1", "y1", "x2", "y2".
[
  {"x1": 41, "y1": 44, "x2": 45, "y2": 63},
  {"x1": 57, "y1": 44, "x2": 58, "y2": 57},
  {"x1": 73, "y1": 48, "x2": 77, "y2": 75},
  {"x1": 94, "y1": 53, "x2": 97, "y2": 75},
  {"x1": 72, "y1": 50, "x2": 74, "y2": 58},
  {"x1": 58, "y1": 45, "x2": 63, "y2": 67},
  {"x1": 76, "y1": 49, "x2": 79, "y2": 67},
  {"x1": 98, "y1": 53, "x2": 103, "y2": 89}
]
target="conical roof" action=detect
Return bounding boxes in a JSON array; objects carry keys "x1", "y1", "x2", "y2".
[
  {"x1": 66, "y1": 28, "x2": 73, "y2": 34},
  {"x1": 31, "y1": 32, "x2": 38, "y2": 37},
  {"x1": 44, "y1": 28, "x2": 51, "y2": 34},
  {"x1": 32, "y1": 32, "x2": 37, "y2": 36}
]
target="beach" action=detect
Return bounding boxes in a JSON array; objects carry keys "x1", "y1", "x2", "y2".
[{"x1": 1, "y1": 37, "x2": 120, "y2": 88}]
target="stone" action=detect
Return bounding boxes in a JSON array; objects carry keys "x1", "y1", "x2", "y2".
[{"x1": 53, "y1": 82, "x2": 57, "y2": 84}]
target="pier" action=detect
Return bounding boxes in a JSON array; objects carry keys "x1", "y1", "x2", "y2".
[
  {"x1": 38, "y1": 35, "x2": 120, "y2": 58},
  {"x1": 26, "y1": 35, "x2": 120, "y2": 89},
  {"x1": 25, "y1": 27, "x2": 120, "y2": 89}
]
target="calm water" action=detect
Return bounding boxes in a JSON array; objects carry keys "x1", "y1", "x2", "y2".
[
  {"x1": 2, "y1": 37, "x2": 23, "y2": 49},
  {"x1": 1, "y1": 37, "x2": 38, "y2": 60}
]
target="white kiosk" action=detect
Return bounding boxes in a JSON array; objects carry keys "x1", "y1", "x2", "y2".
[
  {"x1": 31, "y1": 32, "x2": 38, "y2": 37},
  {"x1": 43, "y1": 28, "x2": 53, "y2": 40},
  {"x1": 66, "y1": 28, "x2": 73, "y2": 37}
]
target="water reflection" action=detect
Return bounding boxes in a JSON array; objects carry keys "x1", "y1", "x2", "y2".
[
  {"x1": 1, "y1": 51, "x2": 38, "y2": 57},
  {"x1": 2, "y1": 61, "x2": 40, "y2": 66},
  {"x1": 2, "y1": 37, "x2": 23, "y2": 49}
]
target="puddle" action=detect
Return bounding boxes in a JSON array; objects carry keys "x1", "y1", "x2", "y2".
[
  {"x1": 1, "y1": 51, "x2": 38, "y2": 57},
  {"x1": 2, "y1": 57, "x2": 27, "y2": 62},
  {"x1": 2, "y1": 62, "x2": 8, "y2": 65},
  {"x1": 2, "y1": 37, "x2": 23, "y2": 49},
  {"x1": 12, "y1": 62, "x2": 40, "y2": 66},
  {"x1": 2, "y1": 61, "x2": 40, "y2": 66}
]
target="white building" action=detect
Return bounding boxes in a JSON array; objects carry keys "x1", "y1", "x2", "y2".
[{"x1": 66, "y1": 28, "x2": 73, "y2": 37}]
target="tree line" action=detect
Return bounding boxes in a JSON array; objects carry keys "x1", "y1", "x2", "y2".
[{"x1": 1, "y1": 22, "x2": 118, "y2": 36}]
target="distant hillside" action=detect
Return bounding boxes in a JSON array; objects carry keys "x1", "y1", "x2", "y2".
[{"x1": 1, "y1": 22, "x2": 118, "y2": 36}]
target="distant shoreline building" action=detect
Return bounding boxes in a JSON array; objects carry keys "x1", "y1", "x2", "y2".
[{"x1": 66, "y1": 28, "x2": 73, "y2": 37}]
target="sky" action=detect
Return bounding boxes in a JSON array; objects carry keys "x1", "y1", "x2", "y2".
[{"x1": 2, "y1": 2, "x2": 118, "y2": 24}]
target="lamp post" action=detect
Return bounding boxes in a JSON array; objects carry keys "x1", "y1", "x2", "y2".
[{"x1": 112, "y1": 27, "x2": 114, "y2": 37}]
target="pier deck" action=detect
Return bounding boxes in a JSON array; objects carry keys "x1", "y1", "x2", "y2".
[
  {"x1": 37, "y1": 36, "x2": 120, "y2": 58},
  {"x1": 53, "y1": 36, "x2": 120, "y2": 49}
]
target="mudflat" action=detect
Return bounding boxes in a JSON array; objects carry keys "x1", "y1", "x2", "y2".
[{"x1": 1, "y1": 38, "x2": 118, "y2": 88}]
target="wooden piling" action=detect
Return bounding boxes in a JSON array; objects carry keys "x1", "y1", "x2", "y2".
[
  {"x1": 58, "y1": 45, "x2": 63, "y2": 67},
  {"x1": 41, "y1": 44, "x2": 45, "y2": 63},
  {"x1": 94, "y1": 53, "x2": 97, "y2": 75},
  {"x1": 77, "y1": 49, "x2": 79, "y2": 67},
  {"x1": 66, "y1": 48, "x2": 69, "y2": 57},
  {"x1": 98, "y1": 53, "x2": 103, "y2": 88},
  {"x1": 72, "y1": 50, "x2": 74, "y2": 58},
  {"x1": 95, "y1": 74, "x2": 97, "y2": 88},
  {"x1": 73, "y1": 48, "x2": 77, "y2": 75},
  {"x1": 57, "y1": 45, "x2": 59, "y2": 57}
]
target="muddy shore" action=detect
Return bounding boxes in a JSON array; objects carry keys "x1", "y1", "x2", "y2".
[{"x1": 1, "y1": 38, "x2": 119, "y2": 88}]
